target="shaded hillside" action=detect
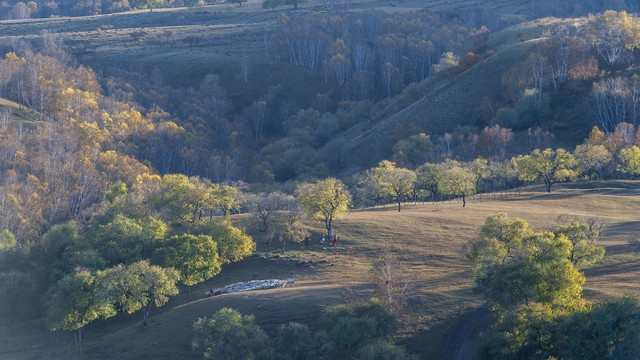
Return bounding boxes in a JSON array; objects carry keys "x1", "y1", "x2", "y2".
[{"x1": 339, "y1": 18, "x2": 580, "y2": 169}]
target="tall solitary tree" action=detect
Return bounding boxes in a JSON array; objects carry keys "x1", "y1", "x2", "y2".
[
  {"x1": 438, "y1": 163, "x2": 477, "y2": 207},
  {"x1": 517, "y1": 148, "x2": 576, "y2": 192},
  {"x1": 297, "y1": 178, "x2": 351, "y2": 238}
]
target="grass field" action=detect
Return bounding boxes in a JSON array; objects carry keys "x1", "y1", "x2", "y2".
[{"x1": 6, "y1": 181, "x2": 640, "y2": 360}]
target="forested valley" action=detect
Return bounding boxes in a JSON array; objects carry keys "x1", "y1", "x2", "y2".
[{"x1": 2, "y1": 1, "x2": 640, "y2": 359}]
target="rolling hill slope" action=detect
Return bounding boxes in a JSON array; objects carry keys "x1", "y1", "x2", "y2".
[{"x1": 6, "y1": 181, "x2": 640, "y2": 359}]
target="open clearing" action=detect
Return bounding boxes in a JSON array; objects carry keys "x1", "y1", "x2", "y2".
[{"x1": 5, "y1": 181, "x2": 640, "y2": 359}]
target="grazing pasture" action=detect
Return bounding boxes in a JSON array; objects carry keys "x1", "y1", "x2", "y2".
[{"x1": 6, "y1": 181, "x2": 640, "y2": 359}]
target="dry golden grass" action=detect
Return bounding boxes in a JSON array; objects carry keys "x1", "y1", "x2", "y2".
[{"x1": 9, "y1": 181, "x2": 640, "y2": 360}]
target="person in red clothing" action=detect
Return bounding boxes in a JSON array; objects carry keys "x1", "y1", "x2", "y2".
[{"x1": 333, "y1": 235, "x2": 337, "y2": 246}]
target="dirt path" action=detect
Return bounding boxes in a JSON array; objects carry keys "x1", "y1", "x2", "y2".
[{"x1": 440, "y1": 307, "x2": 491, "y2": 360}]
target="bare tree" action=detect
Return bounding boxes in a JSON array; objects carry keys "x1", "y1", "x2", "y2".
[
  {"x1": 592, "y1": 77, "x2": 631, "y2": 133},
  {"x1": 527, "y1": 52, "x2": 549, "y2": 101},
  {"x1": 369, "y1": 253, "x2": 411, "y2": 314},
  {"x1": 240, "y1": 55, "x2": 249, "y2": 84},
  {"x1": 0, "y1": 107, "x2": 11, "y2": 130}
]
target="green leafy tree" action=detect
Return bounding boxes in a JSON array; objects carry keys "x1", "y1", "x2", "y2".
[
  {"x1": 154, "y1": 234, "x2": 221, "y2": 291},
  {"x1": 284, "y1": 0, "x2": 307, "y2": 9},
  {"x1": 105, "y1": 181, "x2": 128, "y2": 203},
  {"x1": 517, "y1": 148, "x2": 576, "y2": 192},
  {"x1": 0, "y1": 229, "x2": 16, "y2": 249},
  {"x1": 152, "y1": 174, "x2": 208, "y2": 225},
  {"x1": 136, "y1": 0, "x2": 163, "y2": 9},
  {"x1": 482, "y1": 296, "x2": 640, "y2": 360},
  {"x1": 297, "y1": 178, "x2": 351, "y2": 237},
  {"x1": 29, "y1": 222, "x2": 80, "y2": 288},
  {"x1": 479, "y1": 302, "x2": 559, "y2": 360},
  {"x1": 358, "y1": 339, "x2": 416, "y2": 360},
  {"x1": 192, "y1": 308, "x2": 270, "y2": 360},
  {"x1": 554, "y1": 222, "x2": 605, "y2": 267},
  {"x1": 47, "y1": 270, "x2": 116, "y2": 353},
  {"x1": 92, "y1": 214, "x2": 168, "y2": 265},
  {"x1": 367, "y1": 161, "x2": 417, "y2": 212},
  {"x1": 438, "y1": 163, "x2": 477, "y2": 207},
  {"x1": 574, "y1": 144, "x2": 612, "y2": 180},
  {"x1": 322, "y1": 299, "x2": 399, "y2": 358},
  {"x1": 265, "y1": 211, "x2": 310, "y2": 253},
  {"x1": 262, "y1": 0, "x2": 284, "y2": 10},
  {"x1": 471, "y1": 158, "x2": 491, "y2": 193},
  {"x1": 248, "y1": 191, "x2": 296, "y2": 252},
  {"x1": 433, "y1": 52, "x2": 460, "y2": 79},
  {"x1": 179, "y1": 219, "x2": 256, "y2": 264},
  {"x1": 212, "y1": 184, "x2": 238, "y2": 217},
  {"x1": 0, "y1": 271, "x2": 37, "y2": 335},
  {"x1": 558, "y1": 296, "x2": 640, "y2": 359},
  {"x1": 392, "y1": 133, "x2": 435, "y2": 168},
  {"x1": 415, "y1": 162, "x2": 443, "y2": 201},
  {"x1": 618, "y1": 145, "x2": 640, "y2": 178},
  {"x1": 101, "y1": 260, "x2": 179, "y2": 326},
  {"x1": 468, "y1": 214, "x2": 585, "y2": 311},
  {"x1": 272, "y1": 322, "x2": 322, "y2": 360},
  {"x1": 51, "y1": 248, "x2": 108, "y2": 285}
]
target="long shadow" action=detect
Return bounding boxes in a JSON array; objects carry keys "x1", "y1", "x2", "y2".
[
  {"x1": 601, "y1": 220, "x2": 640, "y2": 241},
  {"x1": 584, "y1": 259, "x2": 640, "y2": 278},
  {"x1": 500, "y1": 191, "x2": 582, "y2": 202}
]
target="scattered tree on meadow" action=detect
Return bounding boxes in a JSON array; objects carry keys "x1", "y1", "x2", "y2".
[
  {"x1": 297, "y1": 178, "x2": 351, "y2": 237},
  {"x1": 368, "y1": 161, "x2": 416, "y2": 212},
  {"x1": 438, "y1": 163, "x2": 477, "y2": 207},
  {"x1": 554, "y1": 222, "x2": 605, "y2": 267},
  {"x1": 414, "y1": 162, "x2": 443, "y2": 202},
  {"x1": 265, "y1": 210, "x2": 310, "y2": 253},
  {"x1": 516, "y1": 148, "x2": 576, "y2": 192},
  {"x1": 248, "y1": 191, "x2": 296, "y2": 251}
]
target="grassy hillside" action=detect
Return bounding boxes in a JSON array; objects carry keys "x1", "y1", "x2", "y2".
[
  {"x1": 7, "y1": 181, "x2": 640, "y2": 359},
  {"x1": 0, "y1": 98, "x2": 41, "y2": 125},
  {"x1": 340, "y1": 17, "x2": 582, "y2": 168}
]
